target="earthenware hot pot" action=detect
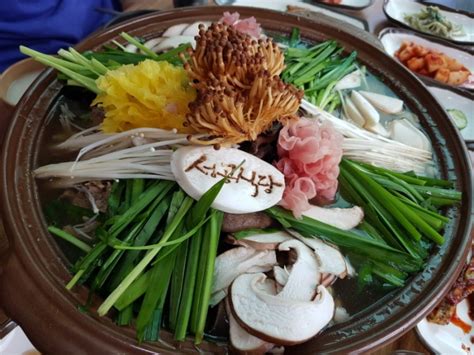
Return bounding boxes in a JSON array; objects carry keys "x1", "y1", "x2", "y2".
[{"x1": 0, "y1": 6, "x2": 472, "y2": 354}]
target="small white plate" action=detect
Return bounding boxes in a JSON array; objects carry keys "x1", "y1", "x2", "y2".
[
  {"x1": 384, "y1": 0, "x2": 474, "y2": 45},
  {"x1": 219, "y1": 0, "x2": 368, "y2": 30},
  {"x1": 417, "y1": 244, "x2": 474, "y2": 354},
  {"x1": 378, "y1": 28, "x2": 474, "y2": 90},
  {"x1": 427, "y1": 86, "x2": 474, "y2": 142},
  {"x1": 313, "y1": 0, "x2": 373, "y2": 10},
  {"x1": 417, "y1": 300, "x2": 473, "y2": 354},
  {"x1": 0, "y1": 327, "x2": 37, "y2": 355}
]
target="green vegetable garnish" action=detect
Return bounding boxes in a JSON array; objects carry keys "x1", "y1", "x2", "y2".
[
  {"x1": 404, "y1": 6, "x2": 465, "y2": 39},
  {"x1": 282, "y1": 38, "x2": 357, "y2": 112},
  {"x1": 19, "y1": 34, "x2": 189, "y2": 94}
]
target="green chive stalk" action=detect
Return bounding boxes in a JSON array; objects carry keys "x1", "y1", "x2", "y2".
[
  {"x1": 98, "y1": 196, "x2": 194, "y2": 316},
  {"x1": 194, "y1": 210, "x2": 224, "y2": 344},
  {"x1": 20, "y1": 34, "x2": 190, "y2": 93},
  {"x1": 282, "y1": 38, "x2": 357, "y2": 111}
]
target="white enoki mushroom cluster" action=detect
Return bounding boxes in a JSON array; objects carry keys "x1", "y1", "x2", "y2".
[
  {"x1": 300, "y1": 99, "x2": 433, "y2": 174},
  {"x1": 34, "y1": 127, "x2": 205, "y2": 185}
]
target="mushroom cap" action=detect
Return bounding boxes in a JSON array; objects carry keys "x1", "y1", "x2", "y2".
[
  {"x1": 225, "y1": 298, "x2": 274, "y2": 354},
  {"x1": 273, "y1": 265, "x2": 291, "y2": 287},
  {"x1": 227, "y1": 230, "x2": 292, "y2": 250},
  {"x1": 302, "y1": 204, "x2": 364, "y2": 231},
  {"x1": 230, "y1": 273, "x2": 335, "y2": 345},
  {"x1": 171, "y1": 146, "x2": 285, "y2": 214},
  {"x1": 277, "y1": 239, "x2": 320, "y2": 301},
  {"x1": 210, "y1": 247, "x2": 277, "y2": 306},
  {"x1": 287, "y1": 230, "x2": 349, "y2": 278}
]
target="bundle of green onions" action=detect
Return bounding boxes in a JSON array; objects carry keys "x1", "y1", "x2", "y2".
[
  {"x1": 49, "y1": 177, "x2": 225, "y2": 344},
  {"x1": 20, "y1": 32, "x2": 189, "y2": 94},
  {"x1": 267, "y1": 158, "x2": 461, "y2": 287},
  {"x1": 282, "y1": 30, "x2": 357, "y2": 112},
  {"x1": 339, "y1": 159, "x2": 459, "y2": 247}
]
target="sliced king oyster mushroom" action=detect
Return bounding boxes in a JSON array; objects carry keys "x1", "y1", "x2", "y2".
[
  {"x1": 365, "y1": 122, "x2": 390, "y2": 137},
  {"x1": 171, "y1": 146, "x2": 285, "y2": 214},
  {"x1": 143, "y1": 38, "x2": 163, "y2": 50},
  {"x1": 228, "y1": 230, "x2": 293, "y2": 250},
  {"x1": 388, "y1": 119, "x2": 432, "y2": 152},
  {"x1": 230, "y1": 273, "x2": 335, "y2": 345},
  {"x1": 351, "y1": 90, "x2": 380, "y2": 128},
  {"x1": 182, "y1": 21, "x2": 212, "y2": 37},
  {"x1": 225, "y1": 298, "x2": 275, "y2": 354},
  {"x1": 162, "y1": 23, "x2": 189, "y2": 37},
  {"x1": 342, "y1": 95, "x2": 365, "y2": 127},
  {"x1": 277, "y1": 240, "x2": 320, "y2": 301},
  {"x1": 210, "y1": 247, "x2": 277, "y2": 306},
  {"x1": 359, "y1": 90, "x2": 404, "y2": 114},
  {"x1": 335, "y1": 69, "x2": 362, "y2": 90},
  {"x1": 302, "y1": 204, "x2": 364, "y2": 230},
  {"x1": 287, "y1": 230, "x2": 349, "y2": 278}
]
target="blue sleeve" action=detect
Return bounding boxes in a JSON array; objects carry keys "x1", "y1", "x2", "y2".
[{"x1": 0, "y1": 0, "x2": 121, "y2": 71}]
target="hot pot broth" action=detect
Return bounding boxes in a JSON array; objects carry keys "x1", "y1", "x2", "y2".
[
  {"x1": 28, "y1": 16, "x2": 460, "y2": 350},
  {"x1": 37, "y1": 79, "x2": 433, "y2": 333},
  {"x1": 38, "y1": 87, "x2": 386, "y2": 323}
]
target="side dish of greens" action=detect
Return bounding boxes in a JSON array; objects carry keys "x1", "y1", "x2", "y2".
[{"x1": 404, "y1": 6, "x2": 465, "y2": 39}]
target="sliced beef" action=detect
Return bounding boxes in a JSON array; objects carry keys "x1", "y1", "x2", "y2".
[
  {"x1": 240, "y1": 123, "x2": 281, "y2": 162},
  {"x1": 60, "y1": 180, "x2": 111, "y2": 213},
  {"x1": 90, "y1": 106, "x2": 105, "y2": 126},
  {"x1": 63, "y1": 218, "x2": 99, "y2": 242},
  {"x1": 221, "y1": 212, "x2": 274, "y2": 233}
]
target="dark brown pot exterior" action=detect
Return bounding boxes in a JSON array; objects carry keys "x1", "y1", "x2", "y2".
[{"x1": 0, "y1": 6, "x2": 472, "y2": 354}]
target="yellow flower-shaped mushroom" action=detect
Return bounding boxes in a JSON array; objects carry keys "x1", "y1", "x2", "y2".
[{"x1": 93, "y1": 60, "x2": 196, "y2": 133}]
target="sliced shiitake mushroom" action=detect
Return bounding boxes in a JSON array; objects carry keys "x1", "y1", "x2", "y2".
[
  {"x1": 287, "y1": 230, "x2": 350, "y2": 278},
  {"x1": 225, "y1": 298, "x2": 275, "y2": 354},
  {"x1": 226, "y1": 231, "x2": 292, "y2": 250},
  {"x1": 230, "y1": 273, "x2": 335, "y2": 346},
  {"x1": 302, "y1": 204, "x2": 364, "y2": 230},
  {"x1": 276, "y1": 239, "x2": 320, "y2": 301},
  {"x1": 210, "y1": 247, "x2": 277, "y2": 306}
]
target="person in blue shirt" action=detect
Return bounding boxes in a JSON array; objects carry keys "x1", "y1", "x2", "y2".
[{"x1": 0, "y1": 0, "x2": 122, "y2": 71}]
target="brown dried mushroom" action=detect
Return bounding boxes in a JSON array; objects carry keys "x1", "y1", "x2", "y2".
[{"x1": 181, "y1": 23, "x2": 303, "y2": 145}]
